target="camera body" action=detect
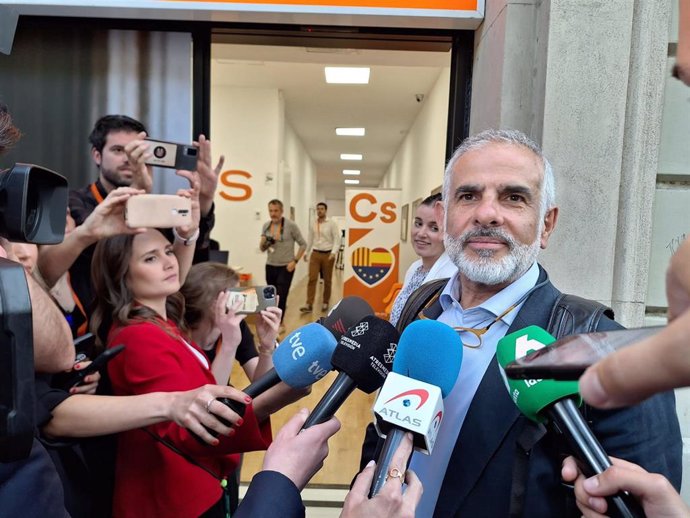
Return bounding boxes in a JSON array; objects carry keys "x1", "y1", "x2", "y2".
[
  {"x1": 144, "y1": 138, "x2": 198, "y2": 171},
  {"x1": 0, "y1": 163, "x2": 67, "y2": 461},
  {"x1": 264, "y1": 235, "x2": 276, "y2": 246},
  {"x1": 0, "y1": 163, "x2": 68, "y2": 243}
]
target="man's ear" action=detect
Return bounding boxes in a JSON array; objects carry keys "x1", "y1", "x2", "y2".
[
  {"x1": 91, "y1": 147, "x2": 101, "y2": 167},
  {"x1": 540, "y1": 206, "x2": 559, "y2": 249},
  {"x1": 434, "y1": 199, "x2": 445, "y2": 231}
]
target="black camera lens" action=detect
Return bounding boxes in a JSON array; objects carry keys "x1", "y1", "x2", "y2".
[
  {"x1": 263, "y1": 287, "x2": 276, "y2": 299},
  {"x1": 153, "y1": 146, "x2": 167, "y2": 159}
]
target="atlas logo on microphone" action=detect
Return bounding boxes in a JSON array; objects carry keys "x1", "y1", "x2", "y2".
[
  {"x1": 373, "y1": 372, "x2": 445, "y2": 454},
  {"x1": 385, "y1": 388, "x2": 429, "y2": 410},
  {"x1": 432, "y1": 411, "x2": 443, "y2": 431}
]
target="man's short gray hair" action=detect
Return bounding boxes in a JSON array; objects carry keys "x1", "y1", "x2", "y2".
[{"x1": 442, "y1": 129, "x2": 556, "y2": 218}]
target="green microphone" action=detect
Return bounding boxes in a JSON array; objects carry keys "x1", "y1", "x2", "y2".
[
  {"x1": 497, "y1": 326, "x2": 645, "y2": 518},
  {"x1": 496, "y1": 326, "x2": 580, "y2": 422}
]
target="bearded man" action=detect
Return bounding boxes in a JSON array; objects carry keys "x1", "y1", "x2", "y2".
[{"x1": 359, "y1": 129, "x2": 681, "y2": 518}]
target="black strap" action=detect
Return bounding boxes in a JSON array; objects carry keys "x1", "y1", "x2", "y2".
[
  {"x1": 395, "y1": 277, "x2": 449, "y2": 332},
  {"x1": 142, "y1": 428, "x2": 231, "y2": 516},
  {"x1": 546, "y1": 294, "x2": 615, "y2": 339}
]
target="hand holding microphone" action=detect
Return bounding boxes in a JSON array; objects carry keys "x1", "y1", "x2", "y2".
[
  {"x1": 562, "y1": 456, "x2": 690, "y2": 518},
  {"x1": 342, "y1": 432, "x2": 423, "y2": 518},
  {"x1": 369, "y1": 319, "x2": 462, "y2": 497},
  {"x1": 211, "y1": 322, "x2": 337, "y2": 429},
  {"x1": 497, "y1": 326, "x2": 646, "y2": 518}
]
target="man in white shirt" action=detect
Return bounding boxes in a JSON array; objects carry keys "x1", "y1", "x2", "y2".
[{"x1": 300, "y1": 202, "x2": 340, "y2": 313}]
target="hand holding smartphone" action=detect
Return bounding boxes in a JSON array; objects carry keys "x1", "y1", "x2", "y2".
[
  {"x1": 144, "y1": 138, "x2": 198, "y2": 170},
  {"x1": 504, "y1": 326, "x2": 663, "y2": 380},
  {"x1": 61, "y1": 345, "x2": 126, "y2": 390},
  {"x1": 225, "y1": 286, "x2": 277, "y2": 315}
]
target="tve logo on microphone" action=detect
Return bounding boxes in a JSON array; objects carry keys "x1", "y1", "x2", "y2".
[{"x1": 373, "y1": 372, "x2": 444, "y2": 454}]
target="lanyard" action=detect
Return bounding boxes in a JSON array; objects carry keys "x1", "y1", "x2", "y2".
[{"x1": 89, "y1": 182, "x2": 105, "y2": 204}]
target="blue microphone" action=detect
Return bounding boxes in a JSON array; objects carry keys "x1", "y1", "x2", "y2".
[
  {"x1": 370, "y1": 319, "x2": 462, "y2": 496},
  {"x1": 216, "y1": 323, "x2": 337, "y2": 421}
]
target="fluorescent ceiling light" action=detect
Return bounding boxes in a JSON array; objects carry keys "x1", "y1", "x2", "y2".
[
  {"x1": 325, "y1": 67, "x2": 370, "y2": 84},
  {"x1": 344, "y1": 179, "x2": 360, "y2": 185},
  {"x1": 336, "y1": 127, "x2": 365, "y2": 136},
  {"x1": 343, "y1": 169, "x2": 361, "y2": 175},
  {"x1": 340, "y1": 153, "x2": 363, "y2": 161}
]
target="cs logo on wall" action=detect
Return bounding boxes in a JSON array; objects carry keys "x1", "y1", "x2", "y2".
[
  {"x1": 344, "y1": 190, "x2": 401, "y2": 312},
  {"x1": 219, "y1": 170, "x2": 253, "y2": 201}
]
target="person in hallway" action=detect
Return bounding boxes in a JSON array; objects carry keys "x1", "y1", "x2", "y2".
[
  {"x1": 359, "y1": 128, "x2": 681, "y2": 517},
  {"x1": 260, "y1": 199, "x2": 306, "y2": 327},
  {"x1": 301, "y1": 202, "x2": 340, "y2": 313},
  {"x1": 389, "y1": 193, "x2": 457, "y2": 327}
]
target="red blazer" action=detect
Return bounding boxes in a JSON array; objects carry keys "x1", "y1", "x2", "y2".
[{"x1": 107, "y1": 319, "x2": 272, "y2": 518}]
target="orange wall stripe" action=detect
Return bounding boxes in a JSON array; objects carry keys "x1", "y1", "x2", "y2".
[{"x1": 164, "y1": 0, "x2": 478, "y2": 10}]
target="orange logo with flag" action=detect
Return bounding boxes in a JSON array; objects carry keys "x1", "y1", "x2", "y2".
[{"x1": 351, "y1": 246, "x2": 394, "y2": 286}]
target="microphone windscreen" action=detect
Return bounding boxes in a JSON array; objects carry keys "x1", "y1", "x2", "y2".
[
  {"x1": 497, "y1": 326, "x2": 580, "y2": 422},
  {"x1": 273, "y1": 323, "x2": 338, "y2": 388},
  {"x1": 392, "y1": 320, "x2": 462, "y2": 398},
  {"x1": 321, "y1": 296, "x2": 374, "y2": 341},
  {"x1": 330, "y1": 315, "x2": 399, "y2": 394}
]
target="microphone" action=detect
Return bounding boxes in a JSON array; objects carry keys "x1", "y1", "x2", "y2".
[
  {"x1": 318, "y1": 296, "x2": 374, "y2": 341},
  {"x1": 301, "y1": 315, "x2": 399, "y2": 430},
  {"x1": 369, "y1": 320, "x2": 462, "y2": 497},
  {"x1": 215, "y1": 323, "x2": 337, "y2": 422},
  {"x1": 496, "y1": 326, "x2": 645, "y2": 518}
]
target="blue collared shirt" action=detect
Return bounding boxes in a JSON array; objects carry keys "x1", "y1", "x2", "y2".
[{"x1": 409, "y1": 262, "x2": 540, "y2": 518}]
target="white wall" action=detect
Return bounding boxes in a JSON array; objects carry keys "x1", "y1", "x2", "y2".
[
  {"x1": 211, "y1": 86, "x2": 282, "y2": 284},
  {"x1": 282, "y1": 120, "x2": 317, "y2": 281},
  {"x1": 379, "y1": 67, "x2": 450, "y2": 279},
  {"x1": 211, "y1": 85, "x2": 316, "y2": 284}
]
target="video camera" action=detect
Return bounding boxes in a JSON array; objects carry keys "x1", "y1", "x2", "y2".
[{"x1": 1, "y1": 163, "x2": 67, "y2": 462}]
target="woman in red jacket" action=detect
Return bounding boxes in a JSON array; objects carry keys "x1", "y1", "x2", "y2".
[{"x1": 90, "y1": 175, "x2": 271, "y2": 518}]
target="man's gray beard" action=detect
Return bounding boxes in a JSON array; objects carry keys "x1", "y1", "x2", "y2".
[{"x1": 444, "y1": 227, "x2": 542, "y2": 286}]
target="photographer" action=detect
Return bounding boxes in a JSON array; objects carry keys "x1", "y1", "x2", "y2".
[
  {"x1": 0, "y1": 103, "x2": 74, "y2": 517},
  {"x1": 260, "y1": 199, "x2": 306, "y2": 329},
  {"x1": 37, "y1": 115, "x2": 224, "y2": 334}
]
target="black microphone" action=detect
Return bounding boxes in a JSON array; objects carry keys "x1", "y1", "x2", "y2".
[
  {"x1": 301, "y1": 315, "x2": 400, "y2": 430},
  {"x1": 497, "y1": 326, "x2": 646, "y2": 518},
  {"x1": 318, "y1": 296, "x2": 374, "y2": 341}
]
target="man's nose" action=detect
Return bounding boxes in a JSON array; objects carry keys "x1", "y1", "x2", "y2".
[{"x1": 473, "y1": 196, "x2": 503, "y2": 227}]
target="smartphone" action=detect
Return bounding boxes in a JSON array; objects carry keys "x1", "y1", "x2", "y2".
[
  {"x1": 125, "y1": 194, "x2": 192, "y2": 229},
  {"x1": 61, "y1": 344, "x2": 126, "y2": 389},
  {"x1": 225, "y1": 286, "x2": 277, "y2": 314},
  {"x1": 144, "y1": 138, "x2": 198, "y2": 170},
  {"x1": 504, "y1": 326, "x2": 663, "y2": 380},
  {"x1": 73, "y1": 332, "x2": 96, "y2": 358}
]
